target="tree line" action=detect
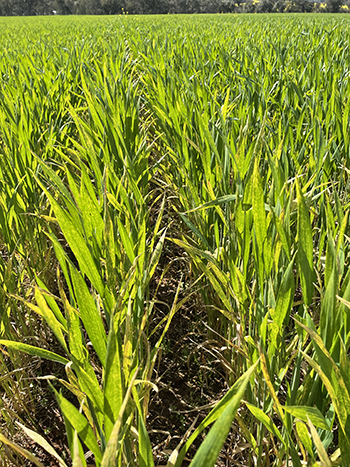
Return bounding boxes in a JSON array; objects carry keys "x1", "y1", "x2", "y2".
[{"x1": 0, "y1": 0, "x2": 347, "y2": 18}]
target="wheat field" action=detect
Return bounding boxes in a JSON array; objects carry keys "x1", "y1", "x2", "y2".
[{"x1": 0, "y1": 13, "x2": 350, "y2": 467}]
